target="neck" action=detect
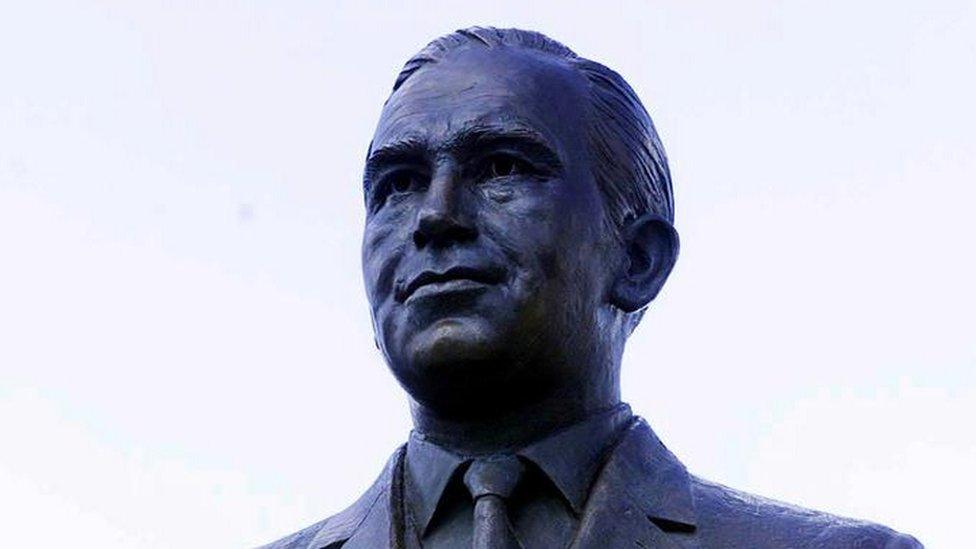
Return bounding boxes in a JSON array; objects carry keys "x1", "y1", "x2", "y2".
[{"x1": 409, "y1": 371, "x2": 620, "y2": 455}]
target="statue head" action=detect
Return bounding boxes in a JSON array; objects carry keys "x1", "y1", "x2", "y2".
[{"x1": 361, "y1": 28, "x2": 679, "y2": 420}]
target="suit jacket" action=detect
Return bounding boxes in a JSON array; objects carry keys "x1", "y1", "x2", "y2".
[{"x1": 262, "y1": 417, "x2": 922, "y2": 548}]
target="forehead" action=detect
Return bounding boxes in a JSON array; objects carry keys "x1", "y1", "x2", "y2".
[{"x1": 372, "y1": 46, "x2": 589, "y2": 154}]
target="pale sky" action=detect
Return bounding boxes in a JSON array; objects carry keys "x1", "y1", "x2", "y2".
[{"x1": 1, "y1": 2, "x2": 973, "y2": 547}]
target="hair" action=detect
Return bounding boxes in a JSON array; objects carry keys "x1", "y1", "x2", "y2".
[{"x1": 387, "y1": 26, "x2": 675, "y2": 235}]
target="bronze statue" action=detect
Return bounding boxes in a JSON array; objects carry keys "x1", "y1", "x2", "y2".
[{"x1": 264, "y1": 27, "x2": 921, "y2": 548}]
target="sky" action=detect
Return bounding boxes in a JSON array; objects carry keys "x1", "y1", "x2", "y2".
[{"x1": 1, "y1": 1, "x2": 973, "y2": 547}]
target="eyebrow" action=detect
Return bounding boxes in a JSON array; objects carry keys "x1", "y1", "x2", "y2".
[
  {"x1": 364, "y1": 123, "x2": 564, "y2": 190},
  {"x1": 445, "y1": 124, "x2": 564, "y2": 169},
  {"x1": 363, "y1": 136, "x2": 427, "y2": 190}
]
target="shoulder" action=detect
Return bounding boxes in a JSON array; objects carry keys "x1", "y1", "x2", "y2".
[
  {"x1": 258, "y1": 518, "x2": 328, "y2": 549},
  {"x1": 257, "y1": 445, "x2": 404, "y2": 549},
  {"x1": 689, "y1": 475, "x2": 923, "y2": 548}
]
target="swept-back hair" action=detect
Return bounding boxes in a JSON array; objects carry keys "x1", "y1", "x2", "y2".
[{"x1": 388, "y1": 26, "x2": 675, "y2": 233}]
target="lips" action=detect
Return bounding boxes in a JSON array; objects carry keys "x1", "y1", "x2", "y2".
[{"x1": 397, "y1": 266, "x2": 504, "y2": 302}]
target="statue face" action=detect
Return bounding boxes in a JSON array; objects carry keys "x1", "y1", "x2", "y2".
[{"x1": 362, "y1": 46, "x2": 614, "y2": 414}]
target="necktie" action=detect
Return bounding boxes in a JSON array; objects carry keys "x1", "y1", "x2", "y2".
[{"x1": 463, "y1": 455, "x2": 525, "y2": 549}]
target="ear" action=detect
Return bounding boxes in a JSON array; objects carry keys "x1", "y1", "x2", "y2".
[{"x1": 610, "y1": 213, "x2": 680, "y2": 312}]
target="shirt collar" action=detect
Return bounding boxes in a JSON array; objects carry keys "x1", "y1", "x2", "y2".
[{"x1": 404, "y1": 403, "x2": 633, "y2": 534}]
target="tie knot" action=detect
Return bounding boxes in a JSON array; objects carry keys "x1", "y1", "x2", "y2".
[{"x1": 463, "y1": 455, "x2": 524, "y2": 500}]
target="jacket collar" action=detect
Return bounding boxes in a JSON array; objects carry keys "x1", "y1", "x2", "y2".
[
  {"x1": 403, "y1": 404, "x2": 633, "y2": 534},
  {"x1": 306, "y1": 446, "x2": 402, "y2": 549},
  {"x1": 570, "y1": 417, "x2": 698, "y2": 549},
  {"x1": 305, "y1": 415, "x2": 698, "y2": 549}
]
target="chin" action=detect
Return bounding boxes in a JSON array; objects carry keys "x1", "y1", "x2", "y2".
[
  {"x1": 390, "y1": 317, "x2": 518, "y2": 408},
  {"x1": 407, "y1": 317, "x2": 495, "y2": 372}
]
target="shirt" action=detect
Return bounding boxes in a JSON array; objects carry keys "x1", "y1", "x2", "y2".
[{"x1": 402, "y1": 404, "x2": 634, "y2": 548}]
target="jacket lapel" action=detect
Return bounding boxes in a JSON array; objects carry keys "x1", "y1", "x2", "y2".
[
  {"x1": 571, "y1": 418, "x2": 699, "y2": 549},
  {"x1": 306, "y1": 446, "x2": 404, "y2": 549},
  {"x1": 338, "y1": 493, "x2": 394, "y2": 549}
]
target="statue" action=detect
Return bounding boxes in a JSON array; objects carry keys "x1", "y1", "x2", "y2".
[{"x1": 263, "y1": 27, "x2": 921, "y2": 548}]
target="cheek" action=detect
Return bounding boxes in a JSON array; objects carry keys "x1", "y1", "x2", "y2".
[
  {"x1": 364, "y1": 203, "x2": 414, "y2": 250},
  {"x1": 362, "y1": 214, "x2": 411, "y2": 303},
  {"x1": 485, "y1": 186, "x2": 606, "y2": 300},
  {"x1": 479, "y1": 193, "x2": 561, "y2": 287}
]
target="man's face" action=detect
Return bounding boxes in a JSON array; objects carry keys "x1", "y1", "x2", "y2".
[{"x1": 362, "y1": 47, "x2": 614, "y2": 413}]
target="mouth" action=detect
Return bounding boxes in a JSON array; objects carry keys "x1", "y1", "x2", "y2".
[{"x1": 397, "y1": 266, "x2": 505, "y2": 303}]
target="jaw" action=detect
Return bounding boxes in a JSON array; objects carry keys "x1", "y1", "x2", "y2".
[{"x1": 405, "y1": 317, "x2": 496, "y2": 374}]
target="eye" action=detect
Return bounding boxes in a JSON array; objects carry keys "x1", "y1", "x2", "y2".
[
  {"x1": 387, "y1": 171, "x2": 423, "y2": 194},
  {"x1": 370, "y1": 169, "x2": 426, "y2": 212},
  {"x1": 487, "y1": 154, "x2": 530, "y2": 178}
]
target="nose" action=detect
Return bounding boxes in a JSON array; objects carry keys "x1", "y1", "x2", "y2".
[{"x1": 413, "y1": 166, "x2": 477, "y2": 249}]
